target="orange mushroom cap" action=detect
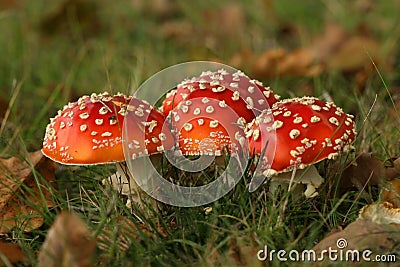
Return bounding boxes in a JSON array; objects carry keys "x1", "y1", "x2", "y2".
[
  {"x1": 42, "y1": 92, "x2": 174, "y2": 165},
  {"x1": 247, "y1": 96, "x2": 356, "y2": 175}
]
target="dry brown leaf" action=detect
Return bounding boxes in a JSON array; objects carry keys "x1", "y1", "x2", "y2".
[
  {"x1": 385, "y1": 157, "x2": 400, "y2": 181},
  {"x1": 203, "y1": 236, "x2": 262, "y2": 267},
  {"x1": 251, "y1": 48, "x2": 323, "y2": 79},
  {"x1": 0, "y1": 150, "x2": 56, "y2": 232},
  {"x1": 381, "y1": 179, "x2": 400, "y2": 208},
  {"x1": 312, "y1": 23, "x2": 381, "y2": 77},
  {"x1": 251, "y1": 48, "x2": 286, "y2": 78},
  {"x1": 328, "y1": 36, "x2": 379, "y2": 73},
  {"x1": 38, "y1": 211, "x2": 96, "y2": 267},
  {"x1": 313, "y1": 216, "x2": 400, "y2": 266},
  {"x1": 313, "y1": 202, "x2": 400, "y2": 266},
  {"x1": 225, "y1": 237, "x2": 263, "y2": 267},
  {"x1": 0, "y1": 240, "x2": 27, "y2": 266},
  {"x1": 228, "y1": 49, "x2": 254, "y2": 70},
  {"x1": 277, "y1": 49, "x2": 323, "y2": 77},
  {"x1": 311, "y1": 23, "x2": 348, "y2": 63},
  {"x1": 338, "y1": 153, "x2": 386, "y2": 191},
  {"x1": 245, "y1": 22, "x2": 384, "y2": 81},
  {"x1": 360, "y1": 202, "x2": 400, "y2": 224}
]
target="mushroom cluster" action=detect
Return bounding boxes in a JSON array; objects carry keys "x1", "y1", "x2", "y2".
[{"x1": 42, "y1": 68, "x2": 357, "y2": 204}]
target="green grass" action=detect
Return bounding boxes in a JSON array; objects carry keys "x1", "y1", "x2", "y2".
[{"x1": 1, "y1": 0, "x2": 400, "y2": 266}]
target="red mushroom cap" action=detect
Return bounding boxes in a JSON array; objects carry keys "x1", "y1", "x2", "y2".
[
  {"x1": 247, "y1": 96, "x2": 356, "y2": 175},
  {"x1": 161, "y1": 69, "x2": 280, "y2": 122},
  {"x1": 169, "y1": 97, "x2": 246, "y2": 156},
  {"x1": 42, "y1": 92, "x2": 173, "y2": 165}
]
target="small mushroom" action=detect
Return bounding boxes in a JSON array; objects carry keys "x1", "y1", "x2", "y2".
[
  {"x1": 161, "y1": 69, "x2": 280, "y2": 123},
  {"x1": 247, "y1": 96, "x2": 356, "y2": 197}
]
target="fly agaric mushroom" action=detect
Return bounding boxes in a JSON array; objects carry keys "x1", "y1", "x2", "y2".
[
  {"x1": 42, "y1": 92, "x2": 174, "y2": 203},
  {"x1": 161, "y1": 69, "x2": 280, "y2": 123},
  {"x1": 247, "y1": 96, "x2": 356, "y2": 197},
  {"x1": 165, "y1": 96, "x2": 248, "y2": 190},
  {"x1": 42, "y1": 92, "x2": 131, "y2": 164}
]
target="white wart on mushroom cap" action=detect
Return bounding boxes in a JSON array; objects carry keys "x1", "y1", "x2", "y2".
[
  {"x1": 161, "y1": 69, "x2": 280, "y2": 123},
  {"x1": 169, "y1": 97, "x2": 246, "y2": 156},
  {"x1": 42, "y1": 92, "x2": 174, "y2": 165},
  {"x1": 247, "y1": 96, "x2": 356, "y2": 175}
]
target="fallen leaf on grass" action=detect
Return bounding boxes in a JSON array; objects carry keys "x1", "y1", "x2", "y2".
[
  {"x1": 203, "y1": 235, "x2": 262, "y2": 267},
  {"x1": 225, "y1": 236, "x2": 263, "y2": 267},
  {"x1": 327, "y1": 36, "x2": 379, "y2": 73},
  {"x1": 0, "y1": 150, "x2": 56, "y2": 232},
  {"x1": 313, "y1": 202, "x2": 400, "y2": 266},
  {"x1": 38, "y1": 211, "x2": 96, "y2": 267},
  {"x1": 252, "y1": 48, "x2": 324, "y2": 79},
  {"x1": 381, "y1": 179, "x2": 400, "y2": 208},
  {"x1": 238, "y1": 22, "x2": 384, "y2": 82},
  {"x1": 0, "y1": 240, "x2": 27, "y2": 266},
  {"x1": 311, "y1": 23, "x2": 348, "y2": 63},
  {"x1": 337, "y1": 153, "x2": 386, "y2": 191},
  {"x1": 385, "y1": 157, "x2": 400, "y2": 181}
]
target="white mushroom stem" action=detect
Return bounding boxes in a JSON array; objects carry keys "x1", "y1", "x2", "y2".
[
  {"x1": 105, "y1": 162, "x2": 139, "y2": 195},
  {"x1": 103, "y1": 155, "x2": 165, "y2": 209},
  {"x1": 268, "y1": 165, "x2": 324, "y2": 198},
  {"x1": 103, "y1": 163, "x2": 149, "y2": 211}
]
